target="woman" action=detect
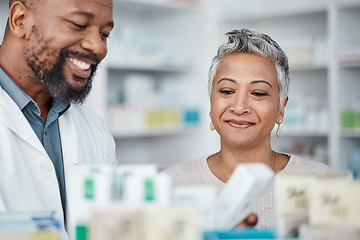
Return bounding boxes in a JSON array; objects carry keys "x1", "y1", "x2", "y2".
[{"x1": 164, "y1": 29, "x2": 332, "y2": 228}]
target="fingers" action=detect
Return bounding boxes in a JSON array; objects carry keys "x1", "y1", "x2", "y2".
[
  {"x1": 244, "y1": 213, "x2": 258, "y2": 226},
  {"x1": 235, "y1": 213, "x2": 258, "y2": 228}
]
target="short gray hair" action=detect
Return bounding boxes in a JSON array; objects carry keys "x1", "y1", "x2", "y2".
[{"x1": 208, "y1": 29, "x2": 289, "y2": 105}]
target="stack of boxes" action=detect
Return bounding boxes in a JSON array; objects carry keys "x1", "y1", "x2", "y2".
[
  {"x1": 0, "y1": 211, "x2": 65, "y2": 240},
  {"x1": 67, "y1": 163, "x2": 277, "y2": 240},
  {"x1": 67, "y1": 164, "x2": 200, "y2": 240},
  {"x1": 276, "y1": 172, "x2": 360, "y2": 239},
  {"x1": 3, "y1": 164, "x2": 360, "y2": 240}
]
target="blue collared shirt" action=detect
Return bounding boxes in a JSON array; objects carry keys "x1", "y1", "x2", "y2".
[{"x1": 0, "y1": 67, "x2": 70, "y2": 224}]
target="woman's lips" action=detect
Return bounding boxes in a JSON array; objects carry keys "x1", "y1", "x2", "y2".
[{"x1": 226, "y1": 119, "x2": 255, "y2": 128}]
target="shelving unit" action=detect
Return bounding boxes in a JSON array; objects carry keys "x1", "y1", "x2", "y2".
[
  {"x1": 215, "y1": 0, "x2": 360, "y2": 172},
  {"x1": 1, "y1": 0, "x2": 359, "y2": 172},
  {"x1": 86, "y1": 0, "x2": 212, "y2": 170},
  {"x1": 0, "y1": 0, "x2": 7, "y2": 43},
  {"x1": 332, "y1": 1, "x2": 360, "y2": 171}
]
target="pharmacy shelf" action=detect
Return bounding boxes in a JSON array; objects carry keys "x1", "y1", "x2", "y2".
[
  {"x1": 335, "y1": 2, "x2": 360, "y2": 171},
  {"x1": 290, "y1": 64, "x2": 327, "y2": 72},
  {"x1": 3, "y1": 0, "x2": 359, "y2": 170},
  {"x1": 114, "y1": 0, "x2": 198, "y2": 15},
  {"x1": 0, "y1": 0, "x2": 7, "y2": 44},
  {"x1": 340, "y1": 129, "x2": 360, "y2": 138},
  {"x1": 86, "y1": 0, "x2": 210, "y2": 168},
  {"x1": 280, "y1": 130, "x2": 329, "y2": 138},
  {"x1": 106, "y1": 62, "x2": 197, "y2": 73},
  {"x1": 220, "y1": 0, "x2": 328, "y2": 21},
  {"x1": 339, "y1": 62, "x2": 360, "y2": 69},
  {"x1": 111, "y1": 128, "x2": 202, "y2": 139}
]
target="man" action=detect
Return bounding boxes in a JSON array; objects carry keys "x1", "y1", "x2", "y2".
[{"x1": 0, "y1": 0, "x2": 118, "y2": 233}]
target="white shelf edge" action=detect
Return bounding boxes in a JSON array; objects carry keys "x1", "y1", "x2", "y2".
[
  {"x1": 106, "y1": 62, "x2": 198, "y2": 73},
  {"x1": 290, "y1": 64, "x2": 328, "y2": 72},
  {"x1": 111, "y1": 128, "x2": 202, "y2": 139},
  {"x1": 338, "y1": 61, "x2": 360, "y2": 69},
  {"x1": 340, "y1": 129, "x2": 360, "y2": 138},
  {"x1": 336, "y1": 0, "x2": 360, "y2": 9},
  {"x1": 114, "y1": 0, "x2": 198, "y2": 13},
  {"x1": 220, "y1": 2, "x2": 328, "y2": 21}
]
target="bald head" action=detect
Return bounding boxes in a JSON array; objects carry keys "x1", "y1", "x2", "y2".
[
  {"x1": 9, "y1": 0, "x2": 17, "y2": 8},
  {"x1": 9, "y1": 0, "x2": 24, "y2": 9},
  {"x1": 9, "y1": 0, "x2": 39, "y2": 10}
]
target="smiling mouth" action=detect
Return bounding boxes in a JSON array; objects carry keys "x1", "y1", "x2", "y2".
[
  {"x1": 68, "y1": 57, "x2": 94, "y2": 79},
  {"x1": 226, "y1": 120, "x2": 255, "y2": 128},
  {"x1": 69, "y1": 57, "x2": 91, "y2": 70}
]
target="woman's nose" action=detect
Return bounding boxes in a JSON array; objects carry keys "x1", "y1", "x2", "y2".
[{"x1": 229, "y1": 93, "x2": 251, "y2": 115}]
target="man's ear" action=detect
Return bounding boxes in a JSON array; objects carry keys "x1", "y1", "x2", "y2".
[{"x1": 8, "y1": 2, "x2": 29, "y2": 39}]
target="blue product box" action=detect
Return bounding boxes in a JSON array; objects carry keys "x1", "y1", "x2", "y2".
[
  {"x1": 203, "y1": 229, "x2": 298, "y2": 240},
  {"x1": 183, "y1": 109, "x2": 200, "y2": 126}
]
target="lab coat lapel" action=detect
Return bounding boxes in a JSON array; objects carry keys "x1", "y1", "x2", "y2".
[
  {"x1": 58, "y1": 106, "x2": 84, "y2": 169},
  {"x1": 0, "y1": 86, "x2": 48, "y2": 157}
]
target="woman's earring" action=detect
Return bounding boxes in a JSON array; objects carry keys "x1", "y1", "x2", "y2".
[
  {"x1": 210, "y1": 122, "x2": 215, "y2": 131},
  {"x1": 276, "y1": 119, "x2": 283, "y2": 137}
]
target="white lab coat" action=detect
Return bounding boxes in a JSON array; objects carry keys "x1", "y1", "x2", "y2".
[{"x1": 0, "y1": 85, "x2": 118, "y2": 232}]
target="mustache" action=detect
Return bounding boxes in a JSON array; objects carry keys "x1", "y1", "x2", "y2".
[{"x1": 62, "y1": 49, "x2": 101, "y2": 65}]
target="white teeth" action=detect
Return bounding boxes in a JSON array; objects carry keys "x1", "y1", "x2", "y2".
[{"x1": 69, "y1": 58, "x2": 91, "y2": 70}]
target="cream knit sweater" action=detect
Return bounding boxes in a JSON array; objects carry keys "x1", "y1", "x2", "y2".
[{"x1": 163, "y1": 154, "x2": 332, "y2": 229}]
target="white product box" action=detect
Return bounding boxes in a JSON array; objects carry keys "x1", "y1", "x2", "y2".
[
  {"x1": 215, "y1": 163, "x2": 274, "y2": 230},
  {"x1": 276, "y1": 173, "x2": 317, "y2": 238},
  {"x1": 90, "y1": 206, "x2": 142, "y2": 240},
  {"x1": 309, "y1": 179, "x2": 360, "y2": 229},
  {"x1": 299, "y1": 224, "x2": 360, "y2": 240},
  {"x1": 141, "y1": 206, "x2": 201, "y2": 240},
  {"x1": 276, "y1": 172, "x2": 353, "y2": 238},
  {"x1": 122, "y1": 172, "x2": 172, "y2": 206},
  {"x1": 89, "y1": 205, "x2": 201, "y2": 240},
  {"x1": 172, "y1": 185, "x2": 217, "y2": 231},
  {"x1": 114, "y1": 164, "x2": 157, "y2": 201},
  {"x1": 67, "y1": 165, "x2": 115, "y2": 240}
]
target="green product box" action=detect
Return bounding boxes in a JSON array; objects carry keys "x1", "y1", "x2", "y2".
[
  {"x1": 356, "y1": 111, "x2": 360, "y2": 129},
  {"x1": 341, "y1": 110, "x2": 356, "y2": 129},
  {"x1": 76, "y1": 225, "x2": 89, "y2": 240}
]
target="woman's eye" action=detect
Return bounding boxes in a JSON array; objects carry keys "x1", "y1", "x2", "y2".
[
  {"x1": 219, "y1": 89, "x2": 234, "y2": 95},
  {"x1": 252, "y1": 91, "x2": 269, "y2": 97}
]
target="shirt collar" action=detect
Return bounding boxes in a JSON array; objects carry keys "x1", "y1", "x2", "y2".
[
  {"x1": 0, "y1": 67, "x2": 70, "y2": 116},
  {"x1": 0, "y1": 67, "x2": 33, "y2": 110},
  {"x1": 52, "y1": 98, "x2": 70, "y2": 117}
]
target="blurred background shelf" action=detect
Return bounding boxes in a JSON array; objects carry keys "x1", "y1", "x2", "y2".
[
  {"x1": 114, "y1": 0, "x2": 198, "y2": 14},
  {"x1": 340, "y1": 129, "x2": 360, "y2": 138},
  {"x1": 106, "y1": 62, "x2": 197, "y2": 73},
  {"x1": 111, "y1": 128, "x2": 202, "y2": 139},
  {"x1": 85, "y1": 0, "x2": 210, "y2": 169},
  {"x1": 1, "y1": 0, "x2": 359, "y2": 173},
  {"x1": 290, "y1": 64, "x2": 328, "y2": 72}
]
